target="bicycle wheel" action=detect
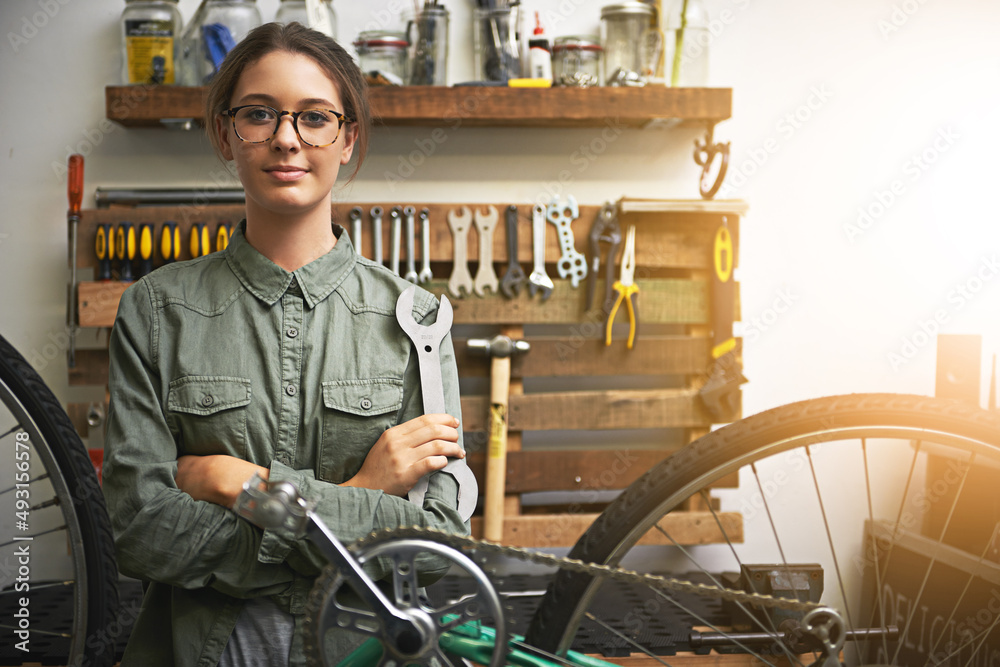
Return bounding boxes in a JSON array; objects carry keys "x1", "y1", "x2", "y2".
[
  {"x1": 526, "y1": 394, "x2": 1000, "y2": 666},
  {"x1": 0, "y1": 333, "x2": 119, "y2": 667}
]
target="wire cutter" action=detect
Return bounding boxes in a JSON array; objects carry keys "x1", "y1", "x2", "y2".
[
  {"x1": 587, "y1": 201, "x2": 622, "y2": 312},
  {"x1": 605, "y1": 225, "x2": 639, "y2": 349}
]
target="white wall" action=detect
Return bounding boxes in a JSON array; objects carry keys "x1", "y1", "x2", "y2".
[{"x1": 1, "y1": 0, "x2": 998, "y2": 417}]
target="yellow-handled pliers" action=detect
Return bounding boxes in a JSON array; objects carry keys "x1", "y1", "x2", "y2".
[{"x1": 605, "y1": 225, "x2": 639, "y2": 349}]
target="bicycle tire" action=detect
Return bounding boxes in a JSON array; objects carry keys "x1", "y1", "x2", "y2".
[
  {"x1": 0, "y1": 333, "x2": 119, "y2": 667},
  {"x1": 525, "y1": 393, "x2": 1000, "y2": 665}
]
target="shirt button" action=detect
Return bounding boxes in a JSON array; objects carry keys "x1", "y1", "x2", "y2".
[
  {"x1": 276, "y1": 452, "x2": 291, "y2": 465},
  {"x1": 286, "y1": 385, "x2": 297, "y2": 397},
  {"x1": 202, "y1": 395, "x2": 214, "y2": 407},
  {"x1": 360, "y1": 398, "x2": 372, "y2": 410},
  {"x1": 287, "y1": 327, "x2": 298, "y2": 338}
]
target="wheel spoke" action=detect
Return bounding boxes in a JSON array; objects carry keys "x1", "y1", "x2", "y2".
[
  {"x1": 0, "y1": 524, "x2": 67, "y2": 548},
  {"x1": 582, "y1": 612, "x2": 676, "y2": 667},
  {"x1": 0, "y1": 471, "x2": 52, "y2": 496},
  {"x1": 860, "y1": 438, "x2": 890, "y2": 662},
  {"x1": 749, "y1": 462, "x2": 803, "y2": 605}
]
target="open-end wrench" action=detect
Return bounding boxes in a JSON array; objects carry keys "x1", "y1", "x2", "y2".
[
  {"x1": 447, "y1": 206, "x2": 474, "y2": 298},
  {"x1": 395, "y1": 285, "x2": 478, "y2": 520},
  {"x1": 500, "y1": 204, "x2": 527, "y2": 298},
  {"x1": 370, "y1": 206, "x2": 383, "y2": 266},
  {"x1": 472, "y1": 205, "x2": 499, "y2": 297},
  {"x1": 389, "y1": 206, "x2": 402, "y2": 275},
  {"x1": 348, "y1": 206, "x2": 363, "y2": 257},
  {"x1": 527, "y1": 204, "x2": 554, "y2": 301},
  {"x1": 417, "y1": 208, "x2": 433, "y2": 284},
  {"x1": 403, "y1": 205, "x2": 418, "y2": 283},
  {"x1": 547, "y1": 195, "x2": 588, "y2": 288}
]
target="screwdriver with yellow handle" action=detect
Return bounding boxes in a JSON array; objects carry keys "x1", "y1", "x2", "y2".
[
  {"x1": 215, "y1": 222, "x2": 231, "y2": 252},
  {"x1": 116, "y1": 222, "x2": 136, "y2": 281},
  {"x1": 190, "y1": 222, "x2": 210, "y2": 258},
  {"x1": 136, "y1": 223, "x2": 154, "y2": 278},
  {"x1": 95, "y1": 223, "x2": 113, "y2": 280},
  {"x1": 160, "y1": 221, "x2": 180, "y2": 264}
]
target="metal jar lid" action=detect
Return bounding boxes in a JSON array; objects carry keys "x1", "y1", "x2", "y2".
[
  {"x1": 353, "y1": 30, "x2": 408, "y2": 48},
  {"x1": 600, "y1": 2, "x2": 656, "y2": 19},
  {"x1": 553, "y1": 35, "x2": 603, "y2": 52}
]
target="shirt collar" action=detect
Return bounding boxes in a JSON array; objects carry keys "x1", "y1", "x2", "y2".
[{"x1": 225, "y1": 220, "x2": 355, "y2": 308}]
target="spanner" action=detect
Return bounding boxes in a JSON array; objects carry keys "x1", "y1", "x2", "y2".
[
  {"x1": 500, "y1": 204, "x2": 527, "y2": 298},
  {"x1": 403, "y1": 206, "x2": 418, "y2": 283},
  {"x1": 472, "y1": 205, "x2": 499, "y2": 297},
  {"x1": 348, "y1": 206, "x2": 363, "y2": 257},
  {"x1": 370, "y1": 206, "x2": 383, "y2": 266},
  {"x1": 527, "y1": 204, "x2": 554, "y2": 301},
  {"x1": 389, "y1": 206, "x2": 402, "y2": 275},
  {"x1": 447, "y1": 206, "x2": 473, "y2": 298},
  {"x1": 395, "y1": 285, "x2": 478, "y2": 521},
  {"x1": 417, "y1": 208, "x2": 433, "y2": 283},
  {"x1": 547, "y1": 195, "x2": 588, "y2": 288}
]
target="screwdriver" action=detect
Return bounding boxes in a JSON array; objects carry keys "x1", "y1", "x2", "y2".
[
  {"x1": 67, "y1": 155, "x2": 83, "y2": 368},
  {"x1": 160, "y1": 221, "x2": 180, "y2": 264},
  {"x1": 190, "y1": 222, "x2": 210, "y2": 258},
  {"x1": 136, "y1": 223, "x2": 154, "y2": 278},
  {"x1": 215, "y1": 222, "x2": 231, "y2": 251},
  {"x1": 116, "y1": 222, "x2": 136, "y2": 281},
  {"x1": 95, "y1": 223, "x2": 113, "y2": 280}
]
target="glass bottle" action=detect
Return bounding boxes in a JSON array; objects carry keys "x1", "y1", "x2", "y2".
[
  {"x1": 662, "y1": 0, "x2": 708, "y2": 86},
  {"x1": 120, "y1": 0, "x2": 183, "y2": 85},
  {"x1": 600, "y1": 2, "x2": 656, "y2": 86},
  {"x1": 275, "y1": 0, "x2": 337, "y2": 41},
  {"x1": 177, "y1": 0, "x2": 262, "y2": 86}
]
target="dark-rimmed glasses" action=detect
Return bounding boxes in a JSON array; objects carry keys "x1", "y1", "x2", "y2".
[{"x1": 222, "y1": 105, "x2": 354, "y2": 147}]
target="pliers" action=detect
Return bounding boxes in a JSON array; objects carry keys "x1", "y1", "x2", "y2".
[
  {"x1": 587, "y1": 201, "x2": 622, "y2": 311},
  {"x1": 605, "y1": 225, "x2": 639, "y2": 349}
]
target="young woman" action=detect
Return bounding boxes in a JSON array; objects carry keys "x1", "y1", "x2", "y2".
[{"x1": 103, "y1": 22, "x2": 468, "y2": 666}]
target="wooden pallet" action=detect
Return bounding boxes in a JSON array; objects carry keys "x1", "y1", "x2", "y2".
[{"x1": 67, "y1": 198, "x2": 746, "y2": 548}]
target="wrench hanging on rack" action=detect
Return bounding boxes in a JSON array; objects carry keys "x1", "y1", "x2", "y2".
[
  {"x1": 527, "y1": 204, "x2": 554, "y2": 301},
  {"x1": 500, "y1": 204, "x2": 527, "y2": 298},
  {"x1": 403, "y1": 206, "x2": 418, "y2": 283},
  {"x1": 370, "y1": 206, "x2": 383, "y2": 266},
  {"x1": 547, "y1": 195, "x2": 588, "y2": 288},
  {"x1": 473, "y1": 205, "x2": 499, "y2": 297},
  {"x1": 389, "y1": 206, "x2": 402, "y2": 275},
  {"x1": 447, "y1": 206, "x2": 474, "y2": 298},
  {"x1": 417, "y1": 208, "x2": 433, "y2": 284},
  {"x1": 349, "y1": 206, "x2": 363, "y2": 257}
]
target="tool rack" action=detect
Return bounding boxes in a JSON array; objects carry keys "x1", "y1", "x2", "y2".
[{"x1": 66, "y1": 197, "x2": 746, "y2": 548}]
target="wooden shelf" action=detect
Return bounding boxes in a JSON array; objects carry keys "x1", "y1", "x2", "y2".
[{"x1": 105, "y1": 85, "x2": 732, "y2": 129}]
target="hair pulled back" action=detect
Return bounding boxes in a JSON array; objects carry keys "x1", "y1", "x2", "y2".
[{"x1": 205, "y1": 22, "x2": 371, "y2": 181}]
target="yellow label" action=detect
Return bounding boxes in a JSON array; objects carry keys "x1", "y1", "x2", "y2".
[
  {"x1": 487, "y1": 404, "x2": 506, "y2": 459},
  {"x1": 125, "y1": 19, "x2": 175, "y2": 84}
]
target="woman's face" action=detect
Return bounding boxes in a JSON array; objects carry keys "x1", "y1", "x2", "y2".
[{"x1": 216, "y1": 50, "x2": 357, "y2": 221}]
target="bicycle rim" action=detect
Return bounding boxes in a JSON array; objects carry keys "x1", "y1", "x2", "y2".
[
  {"x1": 0, "y1": 333, "x2": 118, "y2": 667},
  {"x1": 525, "y1": 394, "x2": 1000, "y2": 666}
]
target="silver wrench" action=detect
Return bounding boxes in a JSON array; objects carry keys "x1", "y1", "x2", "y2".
[
  {"x1": 370, "y1": 206, "x2": 383, "y2": 266},
  {"x1": 547, "y1": 195, "x2": 588, "y2": 288},
  {"x1": 472, "y1": 205, "x2": 499, "y2": 297},
  {"x1": 418, "y1": 208, "x2": 433, "y2": 283},
  {"x1": 389, "y1": 206, "x2": 402, "y2": 275},
  {"x1": 528, "y1": 204, "x2": 554, "y2": 301},
  {"x1": 403, "y1": 206, "x2": 418, "y2": 283},
  {"x1": 447, "y1": 206, "x2": 474, "y2": 298},
  {"x1": 348, "y1": 206, "x2": 363, "y2": 257},
  {"x1": 395, "y1": 285, "x2": 478, "y2": 520}
]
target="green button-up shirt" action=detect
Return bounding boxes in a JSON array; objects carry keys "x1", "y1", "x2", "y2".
[{"x1": 103, "y1": 222, "x2": 467, "y2": 666}]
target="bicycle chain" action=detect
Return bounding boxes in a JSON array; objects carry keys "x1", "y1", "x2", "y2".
[{"x1": 352, "y1": 525, "x2": 823, "y2": 614}]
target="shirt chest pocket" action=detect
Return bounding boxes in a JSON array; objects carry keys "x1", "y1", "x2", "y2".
[
  {"x1": 167, "y1": 376, "x2": 252, "y2": 457},
  {"x1": 319, "y1": 379, "x2": 403, "y2": 484}
]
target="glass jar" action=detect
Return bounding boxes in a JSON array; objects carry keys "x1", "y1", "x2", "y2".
[
  {"x1": 662, "y1": 0, "x2": 708, "y2": 86},
  {"x1": 552, "y1": 36, "x2": 602, "y2": 87},
  {"x1": 275, "y1": 0, "x2": 337, "y2": 40},
  {"x1": 407, "y1": 3, "x2": 449, "y2": 85},
  {"x1": 120, "y1": 0, "x2": 183, "y2": 85},
  {"x1": 354, "y1": 31, "x2": 409, "y2": 86},
  {"x1": 600, "y1": 2, "x2": 656, "y2": 86},
  {"x1": 177, "y1": 0, "x2": 262, "y2": 85},
  {"x1": 472, "y1": 7, "x2": 521, "y2": 83}
]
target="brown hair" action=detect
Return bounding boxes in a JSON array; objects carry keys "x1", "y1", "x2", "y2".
[{"x1": 205, "y1": 22, "x2": 371, "y2": 181}]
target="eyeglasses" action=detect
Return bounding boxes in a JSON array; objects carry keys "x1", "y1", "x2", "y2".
[{"x1": 222, "y1": 105, "x2": 354, "y2": 147}]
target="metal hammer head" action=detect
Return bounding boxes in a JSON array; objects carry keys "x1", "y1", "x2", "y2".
[{"x1": 467, "y1": 335, "x2": 530, "y2": 359}]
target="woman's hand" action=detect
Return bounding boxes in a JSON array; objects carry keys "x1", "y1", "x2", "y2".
[
  {"x1": 342, "y1": 414, "x2": 463, "y2": 497},
  {"x1": 175, "y1": 455, "x2": 269, "y2": 507}
]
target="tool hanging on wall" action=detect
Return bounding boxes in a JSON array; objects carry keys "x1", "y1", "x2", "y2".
[
  {"x1": 215, "y1": 222, "x2": 231, "y2": 252},
  {"x1": 500, "y1": 205, "x2": 527, "y2": 298},
  {"x1": 389, "y1": 206, "x2": 402, "y2": 276},
  {"x1": 189, "y1": 222, "x2": 210, "y2": 258},
  {"x1": 136, "y1": 223, "x2": 154, "y2": 278},
  {"x1": 160, "y1": 221, "x2": 181, "y2": 264},
  {"x1": 605, "y1": 224, "x2": 639, "y2": 349},
  {"x1": 417, "y1": 208, "x2": 433, "y2": 284},
  {"x1": 547, "y1": 195, "x2": 587, "y2": 288},
  {"x1": 95, "y1": 224, "x2": 113, "y2": 281},
  {"x1": 468, "y1": 334, "x2": 531, "y2": 542},
  {"x1": 527, "y1": 204, "x2": 553, "y2": 301},
  {"x1": 116, "y1": 223, "x2": 136, "y2": 282},
  {"x1": 587, "y1": 201, "x2": 622, "y2": 312},
  {"x1": 67, "y1": 155, "x2": 84, "y2": 367},
  {"x1": 699, "y1": 215, "x2": 747, "y2": 422},
  {"x1": 473, "y1": 205, "x2": 499, "y2": 297},
  {"x1": 404, "y1": 206, "x2": 419, "y2": 283},
  {"x1": 447, "y1": 206, "x2": 474, "y2": 298},
  {"x1": 349, "y1": 206, "x2": 364, "y2": 258},
  {"x1": 370, "y1": 206, "x2": 384, "y2": 266}
]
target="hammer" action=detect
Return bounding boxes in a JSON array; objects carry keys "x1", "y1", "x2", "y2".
[{"x1": 468, "y1": 334, "x2": 530, "y2": 542}]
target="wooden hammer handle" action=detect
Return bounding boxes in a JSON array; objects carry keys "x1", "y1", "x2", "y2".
[{"x1": 483, "y1": 353, "x2": 511, "y2": 543}]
